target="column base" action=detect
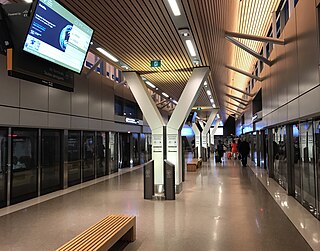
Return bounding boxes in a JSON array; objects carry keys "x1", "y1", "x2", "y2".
[{"x1": 175, "y1": 182, "x2": 183, "y2": 194}]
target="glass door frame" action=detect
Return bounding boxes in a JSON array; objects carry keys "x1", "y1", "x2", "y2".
[{"x1": 0, "y1": 128, "x2": 8, "y2": 208}]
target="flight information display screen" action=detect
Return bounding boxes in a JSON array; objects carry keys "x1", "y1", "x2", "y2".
[{"x1": 23, "y1": 0, "x2": 93, "y2": 73}]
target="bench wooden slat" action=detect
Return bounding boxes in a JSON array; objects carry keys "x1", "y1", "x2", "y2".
[
  {"x1": 60, "y1": 216, "x2": 133, "y2": 250},
  {"x1": 56, "y1": 215, "x2": 136, "y2": 251},
  {"x1": 57, "y1": 215, "x2": 124, "y2": 250}
]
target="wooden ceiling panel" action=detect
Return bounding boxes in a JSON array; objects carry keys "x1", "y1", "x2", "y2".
[{"x1": 5, "y1": 0, "x2": 283, "y2": 119}]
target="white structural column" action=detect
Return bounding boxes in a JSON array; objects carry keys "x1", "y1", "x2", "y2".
[
  {"x1": 199, "y1": 121, "x2": 206, "y2": 149},
  {"x1": 210, "y1": 119, "x2": 221, "y2": 146},
  {"x1": 123, "y1": 72, "x2": 165, "y2": 185},
  {"x1": 203, "y1": 109, "x2": 219, "y2": 147},
  {"x1": 167, "y1": 67, "x2": 210, "y2": 188},
  {"x1": 192, "y1": 123, "x2": 201, "y2": 158}
]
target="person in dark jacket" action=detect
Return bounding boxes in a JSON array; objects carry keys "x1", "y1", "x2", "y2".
[
  {"x1": 216, "y1": 140, "x2": 224, "y2": 163},
  {"x1": 238, "y1": 138, "x2": 250, "y2": 167}
]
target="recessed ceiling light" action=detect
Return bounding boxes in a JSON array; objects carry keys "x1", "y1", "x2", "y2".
[
  {"x1": 185, "y1": 40, "x2": 196, "y2": 57},
  {"x1": 173, "y1": 100, "x2": 178, "y2": 104},
  {"x1": 206, "y1": 90, "x2": 211, "y2": 96},
  {"x1": 168, "y1": 0, "x2": 181, "y2": 16},
  {"x1": 217, "y1": 114, "x2": 220, "y2": 118},
  {"x1": 121, "y1": 65, "x2": 129, "y2": 70},
  {"x1": 146, "y1": 81, "x2": 155, "y2": 88},
  {"x1": 210, "y1": 98, "x2": 214, "y2": 103},
  {"x1": 162, "y1": 92, "x2": 169, "y2": 98},
  {"x1": 204, "y1": 81, "x2": 208, "y2": 87},
  {"x1": 97, "y1": 47, "x2": 119, "y2": 62},
  {"x1": 24, "y1": 0, "x2": 33, "y2": 2}
]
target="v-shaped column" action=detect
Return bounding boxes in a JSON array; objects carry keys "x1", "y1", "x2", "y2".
[
  {"x1": 124, "y1": 67, "x2": 209, "y2": 191},
  {"x1": 123, "y1": 72, "x2": 165, "y2": 185},
  {"x1": 210, "y1": 119, "x2": 221, "y2": 147},
  {"x1": 167, "y1": 67, "x2": 209, "y2": 190},
  {"x1": 203, "y1": 109, "x2": 219, "y2": 148}
]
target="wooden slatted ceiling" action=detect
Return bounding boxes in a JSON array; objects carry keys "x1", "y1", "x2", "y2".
[
  {"x1": 7, "y1": 0, "x2": 282, "y2": 118},
  {"x1": 232, "y1": 0, "x2": 281, "y2": 99},
  {"x1": 61, "y1": 0, "x2": 209, "y2": 104},
  {"x1": 183, "y1": 0, "x2": 238, "y2": 119}
]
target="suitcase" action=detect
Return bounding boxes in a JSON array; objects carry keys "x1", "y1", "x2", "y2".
[{"x1": 227, "y1": 152, "x2": 232, "y2": 159}]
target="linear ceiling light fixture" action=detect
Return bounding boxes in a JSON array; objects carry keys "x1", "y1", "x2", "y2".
[
  {"x1": 96, "y1": 48, "x2": 119, "y2": 62},
  {"x1": 185, "y1": 40, "x2": 196, "y2": 57},
  {"x1": 168, "y1": 0, "x2": 181, "y2": 16},
  {"x1": 162, "y1": 92, "x2": 169, "y2": 98},
  {"x1": 145, "y1": 81, "x2": 155, "y2": 89}
]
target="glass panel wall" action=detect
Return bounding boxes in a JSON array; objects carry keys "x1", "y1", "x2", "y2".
[
  {"x1": 41, "y1": 130, "x2": 62, "y2": 195},
  {"x1": 300, "y1": 122, "x2": 316, "y2": 215},
  {"x1": 67, "y1": 131, "x2": 81, "y2": 186},
  {"x1": 96, "y1": 132, "x2": 106, "y2": 177},
  {"x1": 273, "y1": 126, "x2": 287, "y2": 190},
  {"x1": 11, "y1": 129, "x2": 38, "y2": 204},
  {"x1": 132, "y1": 133, "x2": 140, "y2": 166},
  {"x1": 0, "y1": 129, "x2": 7, "y2": 208},
  {"x1": 140, "y1": 134, "x2": 146, "y2": 164},
  {"x1": 83, "y1": 132, "x2": 95, "y2": 182},
  {"x1": 119, "y1": 133, "x2": 131, "y2": 168},
  {"x1": 314, "y1": 120, "x2": 320, "y2": 219},
  {"x1": 108, "y1": 132, "x2": 118, "y2": 174},
  {"x1": 146, "y1": 134, "x2": 152, "y2": 162},
  {"x1": 292, "y1": 124, "x2": 301, "y2": 201}
]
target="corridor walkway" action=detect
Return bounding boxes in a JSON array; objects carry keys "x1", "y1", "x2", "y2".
[{"x1": 0, "y1": 157, "x2": 312, "y2": 251}]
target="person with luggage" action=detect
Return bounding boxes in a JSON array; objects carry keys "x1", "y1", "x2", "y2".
[
  {"x1": 231, "y1": 139, "x2": 238, "y2": 159},
  {"x1": 238, "y1": 138, "x2": 250, "y2": 167},
  {"x1": 216, "y1": 140, "x2": 225, "y2": 163}
]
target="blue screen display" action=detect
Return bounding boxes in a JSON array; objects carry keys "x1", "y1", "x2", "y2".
[{"x1": 23, "y1": 0, "x2": 93, "y2": 73}]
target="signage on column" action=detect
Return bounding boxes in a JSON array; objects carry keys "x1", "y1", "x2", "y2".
[
  {"x1": 202, "y1": 136, "x2": 207, "y2": 148},
  {"x1": 167, "y1": 134, "x2": 178, "y2": 153},
  {"x1": 152, "y1": 134, "x2": 163, "y2": 153},
  {"x1": 195, "y1": 135, "x2": 200, "y2": 146}
]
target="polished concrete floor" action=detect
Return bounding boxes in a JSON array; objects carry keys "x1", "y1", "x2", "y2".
[{"x1": 0, "y1": 157, "x2": 313, "y2": 251}]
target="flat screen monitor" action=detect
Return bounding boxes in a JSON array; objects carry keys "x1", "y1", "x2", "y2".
[{"x1": 23, "y1": 0, "x2": 93, "y2": 74}]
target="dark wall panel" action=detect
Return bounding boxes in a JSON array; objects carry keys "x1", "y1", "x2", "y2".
[{"x1": 296, "y1": 0, "x2": 319, "y2": 94}]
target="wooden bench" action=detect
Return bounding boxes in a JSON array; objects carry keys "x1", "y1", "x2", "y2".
[
  {"x1": 56, "y1": 214, "x2": 136, "y2": 251},
  {"x1": 187, "y1": 158, "x2": 202, "y2": 172}
]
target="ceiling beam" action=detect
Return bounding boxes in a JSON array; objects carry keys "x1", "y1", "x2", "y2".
[
  {"x1": 225, "y1": 65, "x2": 262, "y2": 81},
  {"x1": 225, "y1": 93, "x2": 249, "y2": 104},
  {"x1": 225, "y1": 101, "x2": 245, "y2": 110},
  {"x1": 225, "y1": 107, "x2": 242, "y2": 115},
  {"x1": 86, "y1": 59, "x2": 102, "y2": 79},
  {"x1": 226, "y1": 95, "x2": 248, "y2": 107},
  {"x1": 225, "y1": 31, "x2": 285, "y2": 45},
  {"x1": 225, "y1": 36, "x2": 272, "y2": 66},
  {"x1": 225, "y1": 84, "x2": 255, "y2": 97}
]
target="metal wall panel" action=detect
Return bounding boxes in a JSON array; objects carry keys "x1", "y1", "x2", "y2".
[
  {"x1": 20, "y1": 110, "x2": 48, "y2": 127},
  {"x1": 48, "y1": 88, "x2": 71, "y2": 114},
  {"x1": 299, "y1": 85, "x2": 320, "y2": 117},
  {"x1": 20, "y1": 80, "x2": 49, "y2": 111},
  {"x1": 0, "y1": 57, "x2": 20, "y2": 107},
  {"x1": 101, "y1": 78, "x2": 114, "y2": 120},
  {"x1": 71, "y1": 74, "x2": 89, "y2": 117},
  {"x1": 287, "y1": 99, "x2": 299, "y2": 121},
  {"x1": 71, "y1": 117, "x2": 89, "y2": 130},
  {"x1": 277, "y1": 105, "x2": 288, "y2": 124},
  {"x1": 88, "y1": 118, "x2": 102, "y2": 131},
  {"x1": 276, "y1": 32, "x2": 287, "y2": 107},
  {"x1": 296, "y1": 0, "x2": 319, "y2": 94},
  {"x1": 48, "y1": 113, "x2": 71, "y2": 129},
  {"x1": 285, "y1": 13, "x2": 299, "y2": 102},
  {"x1": 88, "y1": 73, "x2": 102, "y2": 119},
  {"x1": 0, "y1": 106, "x2": 19, "y2": 125}
]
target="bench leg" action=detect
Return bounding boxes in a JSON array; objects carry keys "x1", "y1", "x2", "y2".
[{"x1": 123, "y1": 225, "x2": 136, "y2": 242}]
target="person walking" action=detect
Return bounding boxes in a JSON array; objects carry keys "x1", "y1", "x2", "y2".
[
  {"x1": 231, "y1": 139, "x2": 238, "y2": 159},
  {"x1": 238, "y1": 138, "x2": 250, "y2": 167},
  {"x1": 216, "y1": 140, "x2": 224, "y2": 163}
]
